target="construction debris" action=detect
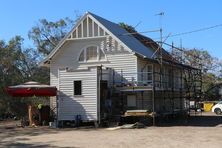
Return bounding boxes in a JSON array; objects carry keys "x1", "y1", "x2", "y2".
[
  {"x1": 106, "y1": 122, "x2": 146, "y2": 131},
  {"x1": 124, "y1": 110, "x2": 152, "y2": 117}
]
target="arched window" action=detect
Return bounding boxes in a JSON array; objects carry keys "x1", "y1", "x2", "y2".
[
  {"x1": 86, "y1": 46, "x2": 97, "y2": 60},
  {"x1": 79, "y1": 51, "x2": 84, "y2": 61},
  {"x1": 79, "y1": 46, "x2": 106, "y2": 62}
]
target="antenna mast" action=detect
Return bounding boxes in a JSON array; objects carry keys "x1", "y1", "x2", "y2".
[{"x1": 156, "y1": 12, "x2": 164, "y2": 65}]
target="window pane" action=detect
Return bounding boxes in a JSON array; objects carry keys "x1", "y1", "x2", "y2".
[
  {"x1": 148, "y1": 73, "x2": 152, "y2": 81},
  {"x1": 147, "y1": 65, "x2": 153, "y2": 82},
  {"x1": 79, "y1": 51, "x2": 84, "y2": 61},
  {"x1": 127, "y1": 95, "x2": 136, "y2": 107},
  {"x1": 100, "y1": 49, "x2": 105, "y2": 60},
  {"x1": 74, "y1": 81, "x2": 82, "y2": 95},
  {"x1": 147, "y1": 65, "x2": 152, "y2": 72},
  {"x1": 86, "y1": 46, "x2": 97, "y2": 60}
]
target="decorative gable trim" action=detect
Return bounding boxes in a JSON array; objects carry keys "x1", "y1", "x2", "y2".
[{"x1": 41, "y1": 12, "x2": 139, "y2": 66}]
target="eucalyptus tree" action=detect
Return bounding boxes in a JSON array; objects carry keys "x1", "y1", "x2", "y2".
[{"x1": 28, "y1": 17, "x2": 78, "y2": 56}]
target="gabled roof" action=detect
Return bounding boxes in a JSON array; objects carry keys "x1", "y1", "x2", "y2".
[
  {"x1": 41, "y1": 12, "x2": 168, "y2": 65},
  {"x1": 88, "y1": 12, "x2": 154, "y2": 58}
]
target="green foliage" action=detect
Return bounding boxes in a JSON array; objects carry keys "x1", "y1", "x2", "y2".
[
  {"x1": 182, "y1": 48, "x2": 222, "y2": 100},
  {"x1": 0, "y1": 36, "x2": 50, "y2": 116},
  {"x1": 0, "y1": 15, "x2": 81, "y2": 117},
  {"x1": 119, "y1": 22, "x2": 137, "y2": 33},
  {"x1": 0, "y1": 36, "x2": 25, "y2": 86},
  {"x1": 0, "y1": 15, "x2": 222, "y2": 116},
  {"x1": 28, "y1": 17, "x2": 75, "y2": 56},
  {"x1": 183, "y1": 49, "x2": 216, "y2": 73}
]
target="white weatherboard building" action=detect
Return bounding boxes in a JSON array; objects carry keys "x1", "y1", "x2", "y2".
[{"x1": 41, "y1": 12, "x2": 201, "y2": 124}]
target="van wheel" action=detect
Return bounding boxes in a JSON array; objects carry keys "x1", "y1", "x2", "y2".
[{"x1": 214, "y1": 108, "x2": 222, "y2": 115}]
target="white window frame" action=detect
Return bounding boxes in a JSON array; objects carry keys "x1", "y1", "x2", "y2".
[
  {"x1": 86, "y1": 46, "x2": 98, "y2": 61},
  {"x1": 78, "y1": 45, "x2": 106, "y2": 63},
  {"x1": 147, "y1": 64, "x2": 153, "y2": 84},
  {"x1": 74, "y1": 80, "x2": 82, "y2": 96}
]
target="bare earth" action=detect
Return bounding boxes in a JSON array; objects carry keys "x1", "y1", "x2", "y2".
[{"x1": 1, "y1": 112, "x2": 222, "y2": 148}]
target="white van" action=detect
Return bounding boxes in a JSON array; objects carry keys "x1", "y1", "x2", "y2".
[{"x1": 212, "y1": 101, "x2": 222, "y2": 115}]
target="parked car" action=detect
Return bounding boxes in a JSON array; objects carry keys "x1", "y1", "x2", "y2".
[{"x1": 212, "y1": 101, "x2": 222, "y2": 115}]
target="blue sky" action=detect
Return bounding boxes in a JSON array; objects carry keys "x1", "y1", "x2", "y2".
[{"x1": 0, "y1": 0, "x2": 222, "y2": 59}]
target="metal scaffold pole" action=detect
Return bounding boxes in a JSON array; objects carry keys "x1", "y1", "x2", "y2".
[{"x1": 152, "y1": 64, "x2": 156, "y2": 126}]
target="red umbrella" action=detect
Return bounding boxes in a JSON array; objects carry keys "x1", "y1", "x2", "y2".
[{"x1": 5, "y1": 81, "x2": 57, "y2": 97}]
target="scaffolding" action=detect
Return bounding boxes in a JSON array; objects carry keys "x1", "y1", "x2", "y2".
[
  {"x1": 97, "y1": 22, "x2": 203, "y2": 125},
  {"x1": 98, "y1": 41, "x2": 202, "y2": 126}
]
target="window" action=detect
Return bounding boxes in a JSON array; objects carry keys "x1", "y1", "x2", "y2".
[
  {"x1": 74, "y1": 81, "x2": 82, "y2": 95},
  {"x1": 79, "y1": 51, "x2": 84, "y2": 61},
  {"x1": 78, "y1": 45, "x2": 106, "y2": 62},
  {"x1": 168, "y1": 69, "x2": 173, "y2": 88},
  {"x1": 127, "y1": 95, "x2": 136, "y2": 107},
  {"x1": 147, "y1": 65, "x2": 153, "y2": 84},
  {"x1": 86, "y1": 46, "x2": 97, "y2": 60},
  {"x1": 155, "y1": 66, "x2": 161, "y2": 87}
]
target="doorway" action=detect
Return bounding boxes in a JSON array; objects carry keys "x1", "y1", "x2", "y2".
[{"x1": 100, "y1": 80, "x2": 109, "y2": 120}]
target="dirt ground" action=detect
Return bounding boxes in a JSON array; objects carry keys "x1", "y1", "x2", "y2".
[{"x1": 0, "y1": 112, "x2": 222, "y2": 148}]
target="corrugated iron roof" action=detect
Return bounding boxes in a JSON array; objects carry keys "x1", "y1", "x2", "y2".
[
  {"x1": 41, "y1": 12, "x2": 180, "y2": 65},
  {"x1": 89, "y1": 12, "x2": 154, "y2": 58}
]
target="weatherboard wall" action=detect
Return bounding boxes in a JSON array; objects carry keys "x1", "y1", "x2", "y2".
[
  {"x1": 50, "y1": 37, "x2": 137, "y2": 121},
  {"x1": 58, "y1": 68, "x2": 98, "y2": 121}
]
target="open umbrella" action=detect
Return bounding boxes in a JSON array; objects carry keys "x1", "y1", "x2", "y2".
[
  {"x1": 5, "y1": 81, "x2": 58, "y2": 127},
  {"x1": 5, "y1": 81, "x2": 57, "y2": 97}
]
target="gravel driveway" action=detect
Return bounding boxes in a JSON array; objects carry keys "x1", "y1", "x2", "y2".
[{"x1": 1, "y1": 112, "x2": 222, "y2": 148}]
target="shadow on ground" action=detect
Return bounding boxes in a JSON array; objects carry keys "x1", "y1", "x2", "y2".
[
  {"x1": 0, "y1": 142, "x2": 65, "y2": 148},
  {"x1": 0, "y1": 112, "x2": 222, "y2": 147},
  {"x1": 0, "y1": 120, "x2": 88, "y2": 147},
  {"x1": 156, "y1": 112, "x2": 222, "y2": 127}
]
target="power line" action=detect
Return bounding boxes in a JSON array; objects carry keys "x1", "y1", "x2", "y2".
[
  {"x1": 120, "y1": 23, "x2": 222, "y2": 39},
  {"x1": 118, "y1": 22, "x2": 222, "y2": 61},
  {"x1": 119, "y1": 23, "x2": 222, "y2": 52},
  {"x1": 163, "y1": 42, "x2": 202, "y2": 60},
  {"x1": 153, "y1": 23, "x2": 222, "y2": 40},
  {"x1": 167, "y1": 23, "x2": 222, "y2": 38}
]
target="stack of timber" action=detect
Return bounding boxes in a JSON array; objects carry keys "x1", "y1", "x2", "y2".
[{"x1": 124, "y1": 110, "x2": 152, "y2": 117}]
